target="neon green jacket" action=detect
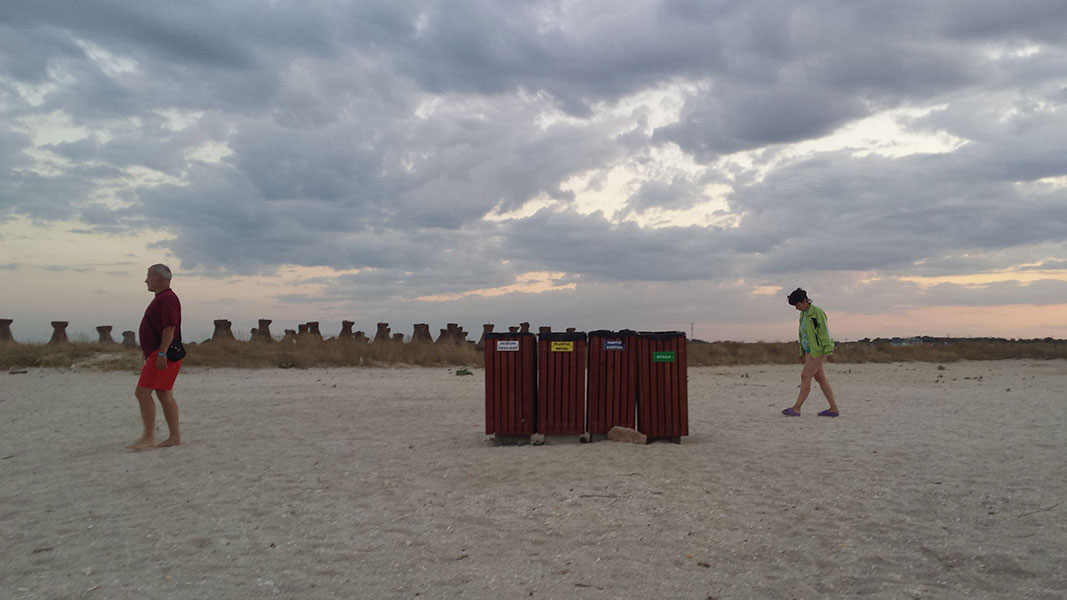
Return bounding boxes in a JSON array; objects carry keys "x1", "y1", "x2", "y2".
[{"x1": 799, "y1": 305, "x2": 834, "y2": 357}]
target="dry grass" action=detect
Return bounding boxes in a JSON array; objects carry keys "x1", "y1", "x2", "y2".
[
  {"x1": 687, "y1": 341, "x2": 799, "y2": 365},
  {"x1": 0, "y1": 342, "x2": 144, "y2": 371},
  {"x1": 3, "y1": 338, "x2": 1065, "y2": 371},
  {"x1": 688, "y1": 338, "x2": 1067, "y2": 365},
  {"x1": 0, "y1": 339, "x2": 482, "y2": 371},
  {"x1": 183, "y1": 339, "x2": 483, "y2": 369}
]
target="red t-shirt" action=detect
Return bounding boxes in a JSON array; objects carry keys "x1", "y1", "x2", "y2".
[{"x1": 139, "y1": 288, "x2": 182, "y2": 358}]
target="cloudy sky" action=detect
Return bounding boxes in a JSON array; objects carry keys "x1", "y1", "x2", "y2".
[{"x1": 3, "y1": 0, "x2": 1067, "y2": 343}]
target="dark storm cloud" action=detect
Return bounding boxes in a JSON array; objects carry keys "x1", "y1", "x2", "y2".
[
  {"x1": 654, "y1": 85, "x2": 868, "y2": 159},
  {"x1": 621, "y1": 177, "x2": 710, "y2": 217},
  {"x1": 938, "y1": 0, "x2": 1067, "y2": 42},
  {"x1": 1021, "y1": 259, "x2": 1067, "y2": 271},
  {"x1": 728, "y1": 147, "x2": 1067, "y2": 276},
  {"x1": 922, "y1": 279, "x2": 1067, "y2": 307},
  {"x1": 3, "y1": 1, "x2": 262, "y2": 70},
  {"x1": 0, "y1": 129, "x2": 34, "y2": 211},
  {"x1": 2, "y1": 0, "x2": 1067, "y2": 326},
  {"x1": 652, "y1": 1, "x2": 1067, "y2": 158},
  {"x1": 0, "y1": 21, "x2": 83, "y2": 83},
  {"x1": 496, "y1": 208, "x2": 737, "y2": 282}
]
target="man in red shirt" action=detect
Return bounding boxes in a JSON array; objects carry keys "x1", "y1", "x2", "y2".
[{"x1": 127, "y1": 264, "x2": 183, "y2": 450}]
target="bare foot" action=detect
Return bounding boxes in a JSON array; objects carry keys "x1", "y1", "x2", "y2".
[
  {"x1": 126, "y1": 438, "x2": 156, "y2": 450},
  {"x1": 156, "y1": 437, "x2": 181, "y2": 448}
]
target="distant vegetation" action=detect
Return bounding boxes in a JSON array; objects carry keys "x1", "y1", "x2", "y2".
[
  {"x1": 687, "y1": 337, "x2": 1067, "y2": 366},
  {"x1": 0, "y1": 339, "x2": 483, "y2": 371},
  {"x1": 3, "y1": 336, "x2": 1066, "y2": 371}
]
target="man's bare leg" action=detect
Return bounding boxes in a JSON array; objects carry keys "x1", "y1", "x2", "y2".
[
  {"x1": 155, "y1": 389, "x2": 181, "y2": 447},
  {"x1": 127, "y1": 386, "x2": 157, "y2": 449}
]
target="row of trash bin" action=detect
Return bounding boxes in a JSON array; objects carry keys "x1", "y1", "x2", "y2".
[{"x1": 484, "y1": 330, "x2": 688, "y2": 440}]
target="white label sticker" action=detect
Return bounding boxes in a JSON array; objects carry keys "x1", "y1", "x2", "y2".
[{"x1": 496, "y1": 340, "x2": 520, "y2": 351}]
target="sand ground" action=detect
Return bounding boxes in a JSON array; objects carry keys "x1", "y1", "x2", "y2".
[{"x1": 1, "y1": 360, "x2": 1065, "y2": 599}]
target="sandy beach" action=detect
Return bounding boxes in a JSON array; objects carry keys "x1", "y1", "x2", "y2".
[{"x1": 2, "y1": 360, "x2": 1065, "y2": 599}]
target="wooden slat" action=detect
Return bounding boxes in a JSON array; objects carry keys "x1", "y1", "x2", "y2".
[
  {"x1": 484, "y1": 334, "x2": 535, "y2": 435},
  {"x1": 636, "y1": 332, "x2": 688, "y2": 438},
  {"x1": 537, "y1": 332, "x2": 586, "y2": 435},
  {"x1": 587, "y1": 332, "x2": 636, "y2": 434}
]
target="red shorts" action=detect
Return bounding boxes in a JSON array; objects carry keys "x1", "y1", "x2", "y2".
[{"x1": 137, "y1": 356, "x2": 182, "y2": 390}]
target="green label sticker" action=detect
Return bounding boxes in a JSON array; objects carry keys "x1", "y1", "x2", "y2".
[{"x1": 652, "y1": 351, "x2": 675, "y2": 362}]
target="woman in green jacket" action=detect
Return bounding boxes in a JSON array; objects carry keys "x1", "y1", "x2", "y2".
[{"x1": 782, "y1": 288, "x2": 840, "y2": 417}]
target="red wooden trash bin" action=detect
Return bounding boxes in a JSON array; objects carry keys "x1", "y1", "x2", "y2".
[
  {"x1": 484, "y1": 332, "x2": 536, "y2": 436},
  {"x1": 637, "y1": 331, "x2": 688, "y2": 440},
  {"x1": 537, "y1": 331, "x2": 587, "y2": 435},
  {"x1": 587, "y1": 330, "x2": 637, "y2": 435}
]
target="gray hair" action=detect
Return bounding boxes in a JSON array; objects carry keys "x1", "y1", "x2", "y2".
[{"x1": 148, "y1": 264, "x2": 172, "y2": 281}]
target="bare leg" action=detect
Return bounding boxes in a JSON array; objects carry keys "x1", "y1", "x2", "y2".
[
  {"x1": 813, "y1": 362, "x2": 838, "y2": 413},
  {"x1": 792, "y1": 355, "x2": 824, "y2": 413},
  {"x1": 155, "y1": 389, "x2": 181, "y2": 447},
  {"x1": 127, "y1": 386, "x2": 157, "y2": 449}
]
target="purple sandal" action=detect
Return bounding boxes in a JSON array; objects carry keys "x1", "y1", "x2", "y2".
[
  {"x1": 817, "y1": 409, "x2": 839, "y2": 417},
  {"x1": 781, "y1": 407, "x2": 801, "y2": 417}
]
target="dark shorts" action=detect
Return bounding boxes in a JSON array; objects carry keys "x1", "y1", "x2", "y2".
[{"x1": 137, "y1": 357, "x2": 182, "y2": 390}]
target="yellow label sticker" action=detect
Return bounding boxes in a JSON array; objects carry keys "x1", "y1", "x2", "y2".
[{"x1": 551, "y1": 341, "x2": 574, "y2": 352}]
